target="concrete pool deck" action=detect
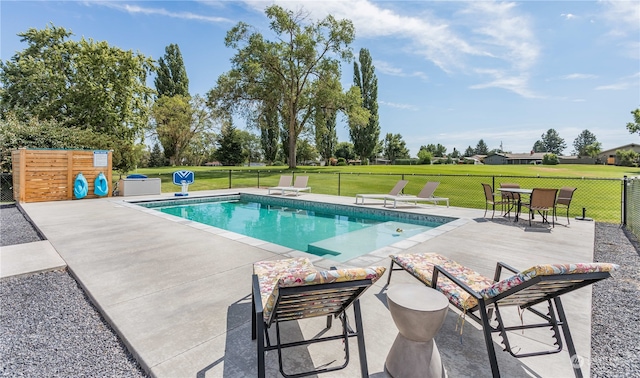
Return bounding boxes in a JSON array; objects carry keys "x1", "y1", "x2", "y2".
[{"x1": 7, "y1": 189, "x2": 598, "y2": 377}]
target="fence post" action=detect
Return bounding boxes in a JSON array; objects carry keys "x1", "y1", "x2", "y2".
[
  {"x1": 338, "y1": 172, "x2": 341, "y2": 196},
  {"x1": 492, "y1": 176, "x2": 495, "y2": 191},
  {"x1": 257, "y1": 170, "x2": 260, "y2": 188},
  {"x1": 623, "y1": 176, "x2": 627, "y2": 226},
  {"x1": 228, "y1": 170, "x2": 232, "y2": 189}
]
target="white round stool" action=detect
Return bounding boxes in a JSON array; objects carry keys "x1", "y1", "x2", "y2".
[{"x1": 385, "y1": 283, "x2": 449, "y2": 378}]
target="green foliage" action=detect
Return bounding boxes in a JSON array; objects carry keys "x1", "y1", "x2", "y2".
[
  {"x1": 475, "y1": 139, "x2": 488, "y2": 155},
  {"x1": 215, "y1": 124, "x2": 243, "y2": 166},
  {"x1": 383, "y1": 133, "x2": 410, "y2": 163},
  {"x1": 151, "y1": 94, "x2": 213, "y2": 166},
  {"x1": 585, "y1": 142, "x2": 602, "y2": 160},
  {"x1": 336, "y1": 157, "x2": 347, "y2": 166},
  {"x1": 626, "y1": 108, "x2": 640, "y2": 136},
  {"x1": 615, "y1": 149, "x2": 639, "y2": 167},
  {"x1": 0, "y1": 24, "x2": 155, "y2": 172},
  {"x1": 0, "y1": 113, "x2": 114, "y2": 172},
  {"x1": 422, "y1": 143, "x2": 446, "y2": 157},
  {"x1": 314, "y1": 105, "x2": 337, "y2": 163},
  {"x1": 148, "y1": 142, "x2": 165, "y2": 167},
  {"x1": 296, "y1": 139, "x2": 319, "y2": 165},
  {"x1": 236, "y1": 129, "x2": 262, "y2": 164},
  {"x1": 464, "y1": 146, "x2": 475, "y2": 157},
  {"x1": 154, "y1": 44, "x2": 189, "y2": 98},
  {"x1": 542, "y1": 153, "x2": 559, "y2": 165},
  {"x1": 536, "y1": 129, "x2": 567, "y2": 155},
  {"x1": 335, "y1": 142, "x2": 356, "y2": 161},
  {"x1": 207, "y1": 5, "x2": 356, "y2": 169},
  {"x1": 350, "y1": 48, "x2": 379, "y2": 161},
  {"x1": 417, "y1": 148, "x2": 433, "y2": 164},
  {"x1": 573, "y1": 129, "x2": 598, "y2": 157}
]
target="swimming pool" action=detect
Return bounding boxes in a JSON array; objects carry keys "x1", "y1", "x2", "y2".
[{"x1": 137, "y1": 194, "x2": 455, "y2": 262}]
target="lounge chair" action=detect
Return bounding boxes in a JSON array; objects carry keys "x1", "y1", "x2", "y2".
[
  {"x1": 355, "y1": 180, "x2": 408, "y2": 205},
  {"x1": 384, "y1": 181, "x2": 449, "y2": 208},
  {"x1": 252, "y1": 257, "x2": 386, "y2": 378},
  {"x1": 267, "y1": 175, "x2": 293, "y2": 195},
  {"x1": 386, "y1": 252, "x2": 618, "y2": 378},
  {"x1": 281, "y1": 175, "x2": 311, "y2": 196}
]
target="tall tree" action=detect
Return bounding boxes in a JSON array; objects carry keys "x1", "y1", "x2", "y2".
[
  {"x1": 314, "y1": 105, "x2": 338, "y2": 163},
  {"x1": 585, "y1": 142, "x2": 602, "y2": 160},
  {"x1": 335, "y1": 142, "x2": 356, "y2": 161},
  {"x1": 464, "y1": 146, "x2": 475, "y2": 157},
  {"x1": 148, "y1": 142, "x2": 165, "y2": 167},
  {"x1": 536, "y1": 129, "x2": 567, "y2": 155},
  {"x1": 259, "y1": 104, "x2": 280, "y2": 165},
  {"x1": 573, "y1": 130, "x2": 598, "y2": 157},
  {"x1": 0, "y1": 24, "x2": 155, "y2": 172},
  {"x1": 626, "y1": 108, "x2": 640, "y2": 136},
  {"x1": 154, "y1": 43, "x2": 189, "y2": 98},
  {"x1": 475, "y1": 139, "x2": 489, "y2": 155},
  {"x1": 215, "y1": 124, "x2": 243, "y2": 166},
  {"x1": 383, "y1": 133, "x2": 410, "y2": 164},
  {"x1": 350, "y1": 48, "x2": 380, "y2": 162},
  {"x1": 532, "y1": 140, "x2": 545, "y2": 153},
  {"x1": 151, "y1": 95, "x2": 212, "y2": 166},
  {"x1": 207, "y1": 5, "x2": 358, "y2": 169}
]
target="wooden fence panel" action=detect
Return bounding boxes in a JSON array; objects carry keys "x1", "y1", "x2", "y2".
[{"x1": 11, "y1": 149, "x2": 112, "y2": 203}]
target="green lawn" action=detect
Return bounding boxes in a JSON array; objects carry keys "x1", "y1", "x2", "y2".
[{"x1": 116, "y1": 164, "x2": 637, "y2": 223}]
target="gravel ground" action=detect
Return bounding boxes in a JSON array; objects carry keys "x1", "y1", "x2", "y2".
[
  {"x1": 1, "y1": 205, "x2": 638, "y2": 377},
  {"x1": 590, "y1": 223, "x2": 640, "y2": 377}
]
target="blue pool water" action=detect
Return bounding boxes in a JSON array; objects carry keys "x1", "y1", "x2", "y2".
[{"x1": 144, "y1": 196, "x2": 448, "y2": 262}]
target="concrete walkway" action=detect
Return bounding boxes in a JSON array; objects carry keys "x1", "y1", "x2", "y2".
[{"x1": 10, "y1": 189, "x2": 597, "y2": 377}]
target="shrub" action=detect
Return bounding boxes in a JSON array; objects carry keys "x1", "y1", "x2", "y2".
[
  {"x1": 616, "y1": 149, "x2": 640, "y2": 167},
  {"x1": 542, "y1": 153, "x2": 559, "y2": 165},
  {"x1": 337, "y1": 157, "x2": 347, "y2": 166}
]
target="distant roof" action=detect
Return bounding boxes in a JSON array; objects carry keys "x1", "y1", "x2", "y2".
[{"x1": 599, "y1": 143, "x2": 640, "y2": 155}]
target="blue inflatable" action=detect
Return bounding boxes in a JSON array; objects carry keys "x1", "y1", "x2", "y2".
[
  {"x1": 94, "y1": 172, "x2": 109, "y2": 197},
  {"x1": 126, "y1": 174, "x2": 148, "y2": 179},
  {"x1": 74, "y1": 172, "x2": 88, "y2": 199}
]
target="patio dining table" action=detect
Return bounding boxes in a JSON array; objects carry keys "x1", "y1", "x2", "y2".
[{"x1": 497, "y1": 188, "x2": 532, "y2": 221}]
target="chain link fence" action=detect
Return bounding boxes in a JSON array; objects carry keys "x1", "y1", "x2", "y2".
[
  {"x1": 1, "y1": 173, "x2": 14, "y2": 204},
  {"x1": 3, "y1": 170, "x2": 631, "y2": 226},
  {"x1": 191, "y1": 170, "x2": 625, "y2": 224},
  {"x1": 625, "y1": 176, "x2": 640, "y2": 240}
]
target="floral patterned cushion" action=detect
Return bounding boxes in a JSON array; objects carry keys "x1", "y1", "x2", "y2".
[
  {"x1": 479, "y1": 263, "x2": 619, "y2": 299},
  {"x1": 390, "y1": 253, "x2": 493, "y2": 309},
  {"x1": 254, "y1": 257, "x2": 386, "y2": 321},
  {"x1": 391, "y1": 253, "x2": 620, "y2": 310}
]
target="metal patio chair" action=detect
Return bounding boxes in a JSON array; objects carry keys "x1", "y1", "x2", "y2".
[
  {"x1": 555, "y1": 187, "x2": 577, "y2": 225},
  {"x1": 522, "y1": 188, "x2": 558, "y2": 227},
  {"x1": 251, "y1": 257, "x2": 385, "y2": 378},
  {"x1": 482, "y1": 183, "x2": 508, "y2": 219},
  {"x1": 386, "y1": 252, "x2": 618, "y2": 378}
]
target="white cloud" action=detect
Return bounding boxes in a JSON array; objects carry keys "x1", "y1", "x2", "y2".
[
  {"x1": 595, "y1": 72, "x2": 640, "y2": 90},
  {"x1": 374, "y1": 60, "x2": 428, "y2": 80},
  {"x1": 89, "y1": 1, "x2": 234, "y2": 24},
  {"x1": 600, "y1": 0, "x2": 640, "y2": 32},
  {"x1": 561, "y1": 73, "x2": 598, "y2": 80},
  {"x1": 379, "y1": 100, "x2": 418, "y2": 111},
  {"x1": 561, "y1": 13, "x2": 577, "y2": 20},
  {"x1": 248, "y1": 0, "x2": 539, "y2": 98}
]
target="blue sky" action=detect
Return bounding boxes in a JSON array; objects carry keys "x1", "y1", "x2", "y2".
[{"x1": 2, "y1": 1, "x2": 639, "y2": 156}]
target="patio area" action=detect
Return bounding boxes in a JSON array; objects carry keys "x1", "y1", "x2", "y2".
[{"x1": 7, "y1": 189, "x2": 599, "y2": 377}]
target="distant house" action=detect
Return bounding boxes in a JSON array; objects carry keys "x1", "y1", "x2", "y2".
[
  {"x1": 483, "y1": 152, "x2": 547, "y2": 165},
  {"x1": 598, "y1": 143, "x2": 640, "y2": 165}
]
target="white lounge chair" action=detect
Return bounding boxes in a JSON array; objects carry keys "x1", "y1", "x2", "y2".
[
  {"x1": 355, "y1": 180, "x2": 409, "y2": 205},
  {"x1": 384, "y1": 181, "x2": 449, "y2": 208},
  {"x1": 281, "y1": 176, "x2": 311, "y2": 196},
  {"x1": 267, "y1": 175, "x2": 292, "y2": 194}
]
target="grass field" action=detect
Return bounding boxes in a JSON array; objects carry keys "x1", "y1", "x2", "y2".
[{"x1": 117, "y1": 164, "x2": 638, "y2": 223}]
